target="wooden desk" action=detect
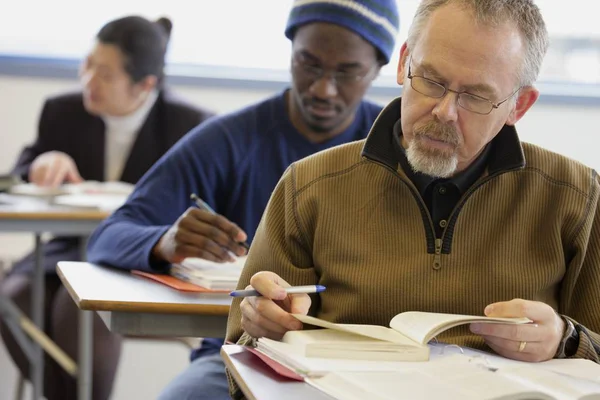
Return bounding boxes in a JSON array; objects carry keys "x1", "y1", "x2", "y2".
[
  {"x1": 221, "y1": 345, "x2": 332, "y2": 400},
  {"x1": 57, "y1": 262, "x2": 232, "y2": 338},
  {"x1": 0, "y1": 201, "x2": 107, "y2": 400}
]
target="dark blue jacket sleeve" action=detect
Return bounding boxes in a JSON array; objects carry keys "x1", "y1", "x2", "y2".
[{"x1": 87, "y1": 119, "x2": 237, "y2": 272}]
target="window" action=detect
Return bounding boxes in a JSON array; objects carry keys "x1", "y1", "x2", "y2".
[{"x1": 1, "y1": 1, "x2": 598, "y2": 88}]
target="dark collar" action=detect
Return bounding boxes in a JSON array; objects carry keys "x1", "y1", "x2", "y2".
[{"x1": 361, "y1": 97, "x2": 526, "y2": 176}]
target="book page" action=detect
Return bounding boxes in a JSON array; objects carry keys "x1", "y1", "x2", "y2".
[
  {"x1": 500, "y1": 365, "x2": 600, "y2": 400},
  {"x1": 292, "y1": 314, "x2": 418, "y2": 345},
  {"x1": 536, "y1": 358, "x2": 600, "y2": 385},
  {"x1": 389, "y1": 312, "x2": 531, "y2": 345},
  {"x1": 180, "y1": 255, "x2": 247, "y2": 271},
  {"x1": 306, "y1": 359, "x2": 554, "y2": 400},
  {"x1": 51, "y1": 193, "x2": 128, "y2": 211},
  {"x1": 256, "y1": 338, "x2": 431, "y2": 377}
]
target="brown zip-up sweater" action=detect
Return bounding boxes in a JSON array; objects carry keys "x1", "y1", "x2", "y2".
[{"x1": 226, "y1": 97, "x2": 600, "y2": 395}]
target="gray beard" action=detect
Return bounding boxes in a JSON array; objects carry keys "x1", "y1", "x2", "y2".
[{"x1": 406, "y1": 141, "x2": 458, "y2": 178}]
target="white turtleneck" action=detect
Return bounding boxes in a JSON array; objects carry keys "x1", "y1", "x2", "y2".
[{"x1": 102, "y1": 90, "x2": 159, "y2": 182}]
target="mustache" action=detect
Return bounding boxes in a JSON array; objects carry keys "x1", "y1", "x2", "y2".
[{"x1": 413, "y1": 120, "x2": 460, "y2": 146}]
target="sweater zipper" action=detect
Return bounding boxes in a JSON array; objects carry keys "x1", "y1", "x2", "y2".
[
  {"x1": 439, "y1": 167, "x2": 523, "y2": 255},
  {"x1": 369, "y1": 158, "x2": 522, "y2": 270},
  {"x1": 433, "y1": 238, "x2": 442, "y2": 270}
]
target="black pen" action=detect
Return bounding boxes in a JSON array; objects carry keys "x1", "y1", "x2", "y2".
[{"x1": 190, "y1": 193, "x2": 250, "y2": 251}]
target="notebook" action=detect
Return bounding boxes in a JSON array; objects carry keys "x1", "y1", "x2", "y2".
[
  {"x1": 169, "y1": 256, "x2": 246, "y2": 290},
  {"x1": 257, "y1": 312, "x2": 530, "y2": 362}
]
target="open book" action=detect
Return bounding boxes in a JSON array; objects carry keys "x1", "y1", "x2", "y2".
[
  {"x1": 306, "y1": 354, "x2": 600, "y2": 400},
  {"x1": 257, "y1": 312, "x2": 530, "y2": 363}
]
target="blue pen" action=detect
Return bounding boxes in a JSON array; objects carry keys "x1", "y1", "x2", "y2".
[
  {"x1": 190, "y1": 193, "x2": 250, "y2": 250},
  {"x1": 230, "y1": 285, "x2": 326, "y2": 297}
]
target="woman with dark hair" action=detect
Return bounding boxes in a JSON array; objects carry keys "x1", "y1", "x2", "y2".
[{"x1": 0, "y1": 15, "x2": 213, "y2": 400}]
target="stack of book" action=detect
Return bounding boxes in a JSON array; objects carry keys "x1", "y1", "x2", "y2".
[{"x1": 170, "y1": 256, "x2": 247, "y2": 291}]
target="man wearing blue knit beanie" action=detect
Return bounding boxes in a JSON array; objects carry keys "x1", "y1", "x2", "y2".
[{"x1": 86, "y1": 1, "x2": 399, "y2": 399}]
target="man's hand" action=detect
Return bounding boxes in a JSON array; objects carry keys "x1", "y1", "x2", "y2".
[
  {"x1": 29, "y1": 151, "x2": 83, "y2": 187},
  {"x1": 152, "y1": 207, "x2": 247, "y2": 264},
  {"x1": 240, "y1": 271, "x2": 311, "y2": 340},
  {"x1": 470, "y1": 298, "x2": 565, "y2": 362}
]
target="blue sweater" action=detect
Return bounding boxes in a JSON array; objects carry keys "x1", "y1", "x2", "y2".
[{"x1": 87, "y1": 90, "x2": 382, "y2": 358}]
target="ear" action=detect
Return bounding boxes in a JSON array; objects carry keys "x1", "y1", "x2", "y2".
[
  {"x1": 397, "y1": 42, "x2": 410, "y2": 86},
  {"x1": 135, "y1": 75, "x2": 158, "y2": 95},
  {"x1": 505, "y1": 86, "x2": 539, "y2": 125}
]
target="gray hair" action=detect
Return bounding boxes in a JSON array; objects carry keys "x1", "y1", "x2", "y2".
[{"x1": 406, "y1": 0, "x2": 549, "y2": 86}]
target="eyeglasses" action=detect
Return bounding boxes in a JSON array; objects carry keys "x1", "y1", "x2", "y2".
[
  {"x1": 293, "y1": 53, "x2": 376, "y2": 86},
  {"x1": 407, "y1": 58, "x2": 520, "y2": 115}
]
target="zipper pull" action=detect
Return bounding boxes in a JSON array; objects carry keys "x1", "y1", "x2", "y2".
[{"x1": 433, "y1": 238, "x2": 442, "y2": 270}]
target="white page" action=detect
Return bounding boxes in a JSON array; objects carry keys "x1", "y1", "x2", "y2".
[
  {"x1": 500, "y1": 365, "x2": 600, "y2": 400},
  {"x1": 292, "y1": 314, "x2": 419, "y2": 345},
  {"x1": 52, "y1": 193, "x2": 127, "y2": 211},
  {"x1": 307, "y1": 361, "x2": 553, "y2": 400},
  {"x1": 389, "y1": 312, "x2": 531, "y2": 344},
  {"x1": 180, "y1": 256, "x2": 246, "y2": 271},
  {"x1": 307, "y1": 370, "x2": 473, "y2": 400},
  {"x1": 536, "y1": 358, "x2": 600, "y2": 384},
  {"x1": 256, "y1": 340, "x2": 475, "y2": 377}
]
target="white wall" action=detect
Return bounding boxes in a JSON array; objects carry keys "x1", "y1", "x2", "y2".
[
  {"x1": 2, "y1": 75, "x2": 599, "y2": 176},
  {"x1": 0, "y1": 74, "x2": 599, "y2": 399}
]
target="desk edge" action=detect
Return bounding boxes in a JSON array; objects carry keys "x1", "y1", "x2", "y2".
[{"x1": 221, "y1": 345, "x2": 258, "y2": 400}]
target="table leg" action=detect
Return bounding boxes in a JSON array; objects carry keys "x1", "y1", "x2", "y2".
[
  {"x1": 31, "y1": 234, "x2": 44, "y2": 400},
  {"x1": 78, "y1": 236, "x2": 93, "y2": 400},
  {"x1": 78, "y1": 310, "x2": 93, "y2": 400}
]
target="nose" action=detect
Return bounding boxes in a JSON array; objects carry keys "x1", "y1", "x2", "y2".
[
  {"x1": 432, "y1": 91, "x2": 459, "y2": 124},
  {"x1": 308, "y1": 73, "x2": 338, "y2": 99},
  {"x1": 80, "y1": 70, "x2": 97, "y2": 90}
]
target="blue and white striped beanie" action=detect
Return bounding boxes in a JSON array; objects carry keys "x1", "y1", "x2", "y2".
[{"x1": 284, "y1": 0, "x2": 400, "y2": 64}]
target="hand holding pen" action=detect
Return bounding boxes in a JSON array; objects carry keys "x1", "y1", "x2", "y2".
[
  {"x1": 150, "y1": 193, "x2": 249, "y2": 264},
  {"x1": 190, "y1": 194, "x2": 250, "y2": 251},
  {"x1": 239, "y1": 271, "x2": 320, "y2": 341}
]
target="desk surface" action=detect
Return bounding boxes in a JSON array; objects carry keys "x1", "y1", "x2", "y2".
[
  {"x1": 0, "y1": 196, "x2": 109, "y2": 220},
  {"x1": 221, "y1": 345, "x2": 332, "y2": 400},
  {"x1": 57, "y1": 262, "x2": 231, "y2": 316}
]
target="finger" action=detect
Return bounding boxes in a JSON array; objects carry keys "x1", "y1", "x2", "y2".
[
  {"x1": 484, "y1": 340, "x2": 545, "y2": 362},
  {"x1": 183, "y1": 210, "x2": 246, "y2": 256},
  {"x1": 247, "y1": 295, "x2": 302, "y2": 332},
  {"x1": 50, "y1": 164, "x2": 69, "y2": 187},
  {"x1": 174, "y1": 230, "x2": 233, "y2": 262},
  {"x1": 193, "y1": 210, "x2": 248, "y2": 245},
  {"x1": 41, "y1": 157, "x2": 61, "y2": 186},
  {"x1": 485, "y1": 299, "x2": 553, "y2": 323},
  {"x1": 288, "y1": 293, "x2": 312, "y2": 315},
  {"x1": 240, "y1": 300, "x2": 290, "y2": 339},
  {"x1": 469, "y1": 322, "x2": 543, "y2": 342},
  {"x1": 66, "y1": 164, "x2": 83, "y2": 183},
  {"x1": 249, "y1": 271, "x2": 290, "y2": 300},
  {"x1": 45, "y1": 162, "x2": 68, "y2": 187},
  {"x1": 171, "y1": 243, "x2": 229, "y2": 264},
  {"x1": 479, "y1": 334, "x2": 536, "y2": 354},
  {"x1": 29, "y1": 167, "x2": 44, "y2": 185}
]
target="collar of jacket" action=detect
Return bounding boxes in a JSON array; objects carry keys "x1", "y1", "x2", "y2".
[{"x1": 361, "y1": 97, "x2": 526, "y2": 175}]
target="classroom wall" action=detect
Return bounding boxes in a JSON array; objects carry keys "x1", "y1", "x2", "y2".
[{"x1": 0, "y1": 74, "x2": 599, "y2": 399}]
